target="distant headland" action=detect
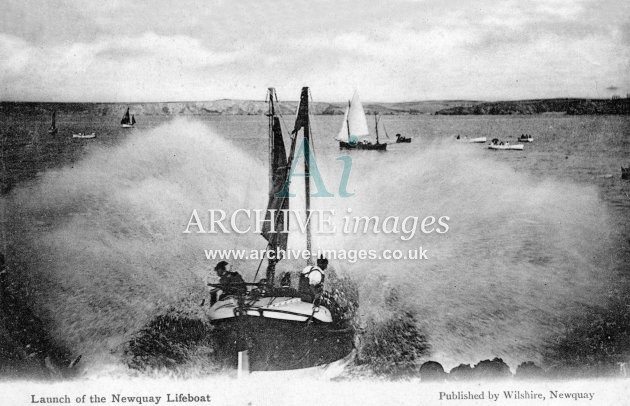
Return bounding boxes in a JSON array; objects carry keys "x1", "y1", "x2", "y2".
[
  {"x1": 434, "y1": 97, "x2": 630, "y2": 115},
  {"x1": 1, "y1": 97, "x2": 628, "y2": 116}
]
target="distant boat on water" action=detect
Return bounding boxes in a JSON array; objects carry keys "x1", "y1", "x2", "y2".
[
  {"x1": 456, "y1": 135, "x2": 486, "y2": 143},
  {"x1": 395, "y1": 133, "x2": 412, "y2": 143},
  {"x1": 120, "y1": 108, "x2": 136, "y2": 128},
  {"x1": 488, "y1": 144, "x2": 523, "y2": 150},
  {"x1": 47, "y1": 110, "x2": 58, "y2": 134},
  {"x1": 518, "y1": 134, "x2": 533, "y2": 143},
  {"x1": 336, "y1": 91, "x2": 386, "y2": 151},
  {"x1": 72, "y1": 132, "x2": 96, "y2": 139},
  {"x1": 488, "y1": 138, "x2": 523, "y2": 150}
]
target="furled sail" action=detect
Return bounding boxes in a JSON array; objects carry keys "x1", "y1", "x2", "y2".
[
  {"x1": 131, "y1": 114, "x2": 136, "y2": 125},
  {"x1": 292, "y1": 88, "x2": 310, "y2": 136},
  {"x1": 336, "y1": 91, "x2": 369, "y2": 142},
  {"x1": 292, "y1": 87, "x2": 313, "y2": 264},
  {"x1": 261, "y1": 94, "x2": 289, "y2": 253}
]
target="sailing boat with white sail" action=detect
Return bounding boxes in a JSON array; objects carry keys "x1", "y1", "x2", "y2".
[
  {"x1": 336, "y1": 91, "x2": 387, "y2": 151},
  {"x1": 120, "y1": 107, "x2": 136, "y2": 128},
  {"x1": 205, "y1": 87, "x2": 355, "y2": 371},
  {"x1": 47, "y1": 110, "x2": 58, "y2": 134}
]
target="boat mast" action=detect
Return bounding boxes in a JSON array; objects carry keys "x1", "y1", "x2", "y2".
[
  {"x1": 375, "y1": 114, "x2": 379, "y2": 144},
  {"x1": 301, "y1": 87, "x2": 313, "y2": 265},
  {"x1": 262, "y1": 87, "x2": 293, "y2": 286},
  {"x1": 346, "y1": 100, "x2": 351, "y2": 141},
  {"x1": 268, "y1": 88, "x2": 275, "y2": 192},
  {"x1": 290, "y1": 87, "x2": 314, "y2": 265},
  {"x1": 265, "y1": 87, "x2": 278, "y2": 285}
]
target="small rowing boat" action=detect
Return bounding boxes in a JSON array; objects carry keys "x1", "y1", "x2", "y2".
[
  {"x1": 488, "y1": 138, "x2": 523, "y2": 150},
  {"x1": 518, "y1": 134, "x2": 533, "y2": 142},
  {"x1": 456, "y1": 135, "x2": 486, "y2": 143},
  {"x1": 72, "y1": 132, "x2": 96, "y2": 139}
]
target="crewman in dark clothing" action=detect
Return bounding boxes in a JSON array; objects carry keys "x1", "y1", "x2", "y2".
[
  {"x1": 214, "y1": 261, "x2": 246, "y2": 298},
  {"x1": 280, "y1": 272, "x2": 291, "y2": 287}
]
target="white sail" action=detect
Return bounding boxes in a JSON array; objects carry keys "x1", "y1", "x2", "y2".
[
  {"x1": 336, "y1": 91, "x2": 369, "y2": 142},
  {"x1": 336, "y1": 105, "x2": 350, "y2": 141},
  {"x1": 348, "y1": 91, "x2": 369, "y2": 137}
]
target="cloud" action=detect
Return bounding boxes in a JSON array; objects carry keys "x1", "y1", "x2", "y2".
[
  {"x1": 0, "y1": 32, "x2": 254, "y2": 101},
  {"x1": 1, "y1": 0, "x2": 629, "y2": 101},
  {"x1": 0, "y1": 34, "x2": 33, "y2": 76},
  {"x1": 532, "y1": 0, "x2": 585, "y2": 19},
  {"x1": 92, "y1": 33, "x2": 248, "y2": 67}
]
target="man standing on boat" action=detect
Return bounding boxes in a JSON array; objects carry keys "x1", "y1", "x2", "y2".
[
  {"x1": 299, "y1": 256, "x2": 327, "y2": 302},
  {"x1": 214, "y1": 261, "x2": 246, "y2": 298}
]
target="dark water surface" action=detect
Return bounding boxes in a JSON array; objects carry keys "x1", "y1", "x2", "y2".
[{"x1": 1, "y1": 110, "x2": 628, "y2": 375}]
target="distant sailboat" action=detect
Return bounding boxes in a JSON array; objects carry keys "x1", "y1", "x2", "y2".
[
  {"x1": 336, "y1": 91, "x2": 386, "y2": 151},
  {"x1": 72, "y1": 132, "x2": 96, "y2": 139},
  {"x1": 120, "y1": 108, "x2": 135, "y2": 128},
  {"x1": 47, "y1": 110, "x2": 58, "y2": 134}
]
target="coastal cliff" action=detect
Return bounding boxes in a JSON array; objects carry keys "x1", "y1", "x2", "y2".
[
  {"x1": 434, "y1": 98, "x2": 630, "y2": 115},
  {"x1": 3, "y1": 98, "x2": 628, "y2": 116},
  {"x1": 0, "y1": 100, "x2": 477, "y2": 116}
]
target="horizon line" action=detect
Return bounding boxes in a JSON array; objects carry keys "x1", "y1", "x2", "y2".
[{"x1": 0, "y1": 96, "x2": 623, "y2": 105}]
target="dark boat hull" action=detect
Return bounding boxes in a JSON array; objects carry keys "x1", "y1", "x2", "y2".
[
  {"x1": 212, "y1": 316, "x2": 355, "y2": 371},
  {"x1": 339, "y1": 141, "x2": 387, "y2": 151},
  {"x1": 396, "y1": 138, "x2": 411, "y2": 143}
]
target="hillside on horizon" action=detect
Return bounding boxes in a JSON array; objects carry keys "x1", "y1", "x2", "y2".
[
  {"x1": 1, "y1": 97, "x2": 628, "y2": 116},
  {"x1": 435, "y1": 98, "x2": 630, "y2": 115},
  {"x1": 0, "y1": 99, "x2": 479, "y2": 117}
]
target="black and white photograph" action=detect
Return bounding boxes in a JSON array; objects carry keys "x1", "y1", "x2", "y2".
[{"x1": 1, "y1": 1, "x2": 629, "y2": 405}]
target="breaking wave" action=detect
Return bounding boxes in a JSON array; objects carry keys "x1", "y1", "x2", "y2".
[
  {"x1": 5, "y1": 119, "x2": 265, "y2": 372},
  {"x1": 3, "y1": 118, "x2": 618, "y2": 375}
]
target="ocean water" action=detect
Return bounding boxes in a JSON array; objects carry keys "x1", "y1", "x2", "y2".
[{"x1": 1, "y1": 110, "x2": 628, "y2": 374}]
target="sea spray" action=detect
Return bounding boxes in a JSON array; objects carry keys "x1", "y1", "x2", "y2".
[
  {"x1": 303, "y1": 137, "x2": 615, "y2": 371},
  {"x1": 4, "y1": 119, "x2": 266, "y2": 370},
  {"x1": 3, "y1": 118, "x2": 618, "y2": 375}
]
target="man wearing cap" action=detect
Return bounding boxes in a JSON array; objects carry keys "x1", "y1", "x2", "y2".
[
  {"x1": 299, "y1": 256, "x2": 328, "y2": 303},
  {"x1": 214, "y1": 261, "x2": 246, "y2": 299}
]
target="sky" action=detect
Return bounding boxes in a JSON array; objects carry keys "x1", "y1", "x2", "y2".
[{"x1": 1, "y1": 0, "x2": 629, "y2": 102}]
